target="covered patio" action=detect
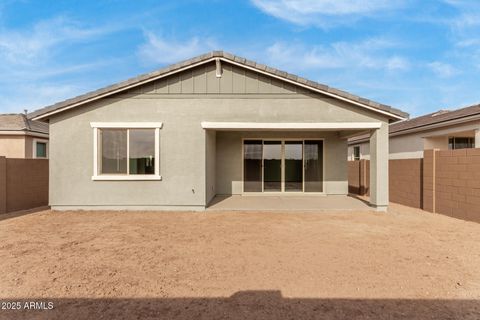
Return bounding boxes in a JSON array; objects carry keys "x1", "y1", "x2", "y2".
[
  {"x1": 207, "y1": 194, "x2": 372, "y2": 211},
  {"x1": 204, "y1": 121, "x2": 389, "y2": 211}
]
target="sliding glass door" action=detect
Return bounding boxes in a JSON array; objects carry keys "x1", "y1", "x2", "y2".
[
  {"x1": 263, "y1": 141, "x2": 282, "y2": 192},
  {"x1": 243, "y1": 139, "x2": 323, "y2": 193},
  {"x1": 304, "y1": 140, "x2": 323, "y2": 192},
  {"x1": 243, "y1": 140, "x2": 263, "y2": 192},
  {"x1": 284, "y1": 141, "x2": 303, "y2": 192}
]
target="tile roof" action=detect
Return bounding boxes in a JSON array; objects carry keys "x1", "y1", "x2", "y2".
[
  {"x1": 0, "y1": 113, "x2": 49, "y2": 134},
  {"x1": 29, "y1": 51, "x2": 408, "y2": 120},
  {"x1": 390, "y1": 103, "x2": 480, "y2": 134},
  {"x1": 348, "y1": 103, "x2": 480, "y2": 144}
]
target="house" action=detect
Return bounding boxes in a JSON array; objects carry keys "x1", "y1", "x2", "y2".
[
  {"x1": 30, "y1": 51, "x2": 408, "y2": 211},
  {"x1": 348, "y1": 104, "x2": 480, "y2": 160},
  {"x1": 0, "y1": 113, "x2": 49, "y2": 158}
]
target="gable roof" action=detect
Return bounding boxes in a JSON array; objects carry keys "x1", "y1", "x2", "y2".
[
  {"x1": 0, "y1": 113, "x2": 49, "y2": 135},
  {"x1": 30, "y1": 51, "x2": 409, "y2": 121}
]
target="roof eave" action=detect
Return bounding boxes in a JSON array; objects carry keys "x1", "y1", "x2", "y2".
[{"x1": 30, "y1": 52, "x2": 408, "y2": 121}]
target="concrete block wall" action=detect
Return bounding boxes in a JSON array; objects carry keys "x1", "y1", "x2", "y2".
[
  {"x1": 423, "y1": 148, "x2": 480, "y2": 223},
  {"x1": 389, "y1": 159, "x2": 423, "y2": 209},
  {"x1": 0, "y1": 156, "x2": 49, "y2": 214},
  {"x1": 422, "y1": 150, "x2": 435, "y2": 212},
  {"x1": 349, "y1": 151, "x2": 480, "y2": 222},
  {"x1": 347, "y1": 160, "x2": 369, "y2": 196},
  {"x1": 0, "y1": 157, "x2": 6, "y2": 213},
  {"x1": 348, "y1": 159, "x2": 422, "y2": 209},
  {"x1": 347, "y1": 160, "x2": 361, "y2": 194}
]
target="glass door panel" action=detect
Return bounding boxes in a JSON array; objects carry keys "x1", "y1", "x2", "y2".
[
  {"x1": 284, "y1": 141, "x2": 303, "y2": 192},
  {"x1": 263, "y1": 141, "x2": 282, "y2": 192},
  {"x1": 304, "y1": 140, "x2": 323, "y2": 192},
  {"x1": 243, "y1": 140, "x2": 263, "y2": 192}
]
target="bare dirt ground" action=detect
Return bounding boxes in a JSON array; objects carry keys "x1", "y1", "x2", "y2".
[{"x1": 0, "y1": 203, "x2": 479, "y2": 319}]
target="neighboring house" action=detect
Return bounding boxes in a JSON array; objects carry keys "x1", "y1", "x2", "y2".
[
  {"x1": 30, "y1": 51, "x2": 408, "y2": 211},
  {"x1": 348, "y1": 104, "x2": 480, "y2": 160},
  {"x1": 0, "y1": 113, "x2": 49, "y2": 158}
]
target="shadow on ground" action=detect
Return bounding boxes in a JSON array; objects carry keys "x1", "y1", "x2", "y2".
[
  {"x1": 1, "y1": 290, "x2": 479, "y2": 320},
  {"x1": 0, "y1": 206, "x2": 48, "y2": 222}
]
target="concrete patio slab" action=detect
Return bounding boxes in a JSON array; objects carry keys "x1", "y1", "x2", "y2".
[{"x1": 207, "y1": 195, "x2": 373, "y2": 211}]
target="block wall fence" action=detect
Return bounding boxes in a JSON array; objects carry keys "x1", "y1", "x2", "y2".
[
  {"x1": 423, "y1": 148, "x2": 480, "y2": 222},
  {"x1": 0, "y1": 156, "x2": 49, "y2": 214},
  {"x1": 349, "y1": 149, "x2": 480, "y2": 223}
]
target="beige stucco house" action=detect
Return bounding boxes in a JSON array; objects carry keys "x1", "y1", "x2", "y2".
[
  {"x1": 30, "y1": 51, "x2": 408, "y2": 211},
  {"x1": 0, "y1": 113, "x2": 49, "y2": 159},
  {"x1": 348, "y1": 104, "x2": 480, "y2": 160}
]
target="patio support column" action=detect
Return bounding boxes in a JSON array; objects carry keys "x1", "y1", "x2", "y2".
[
  {"x1": 369, "y1": 122, "x2": 389, "y2": 211},
  {"x1": 475, "y1": 129, "x2": 480, "y2": 148}
]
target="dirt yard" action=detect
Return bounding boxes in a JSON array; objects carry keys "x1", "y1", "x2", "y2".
[{"x1": 0, "y1": 204, "x2": 479, "y2": 320}]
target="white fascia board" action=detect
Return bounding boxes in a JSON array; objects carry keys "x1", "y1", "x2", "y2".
[
  {"x1": 201, "y1": 122, "x2": 381, "y2": 130},
  {"x1": 90, "y1": 122, "x2": 163, "y2": 128}
]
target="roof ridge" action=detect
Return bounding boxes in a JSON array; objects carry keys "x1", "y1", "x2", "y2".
[{"x1": 29, "y1": 50, "x2": 408, "y2": 120}]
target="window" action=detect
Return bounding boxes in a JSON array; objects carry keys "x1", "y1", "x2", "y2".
[
  {"x1": 353, "y1": 146, "x2": 360, "y2": 160},
  {"x1": 33, "y1": 139, "x2": 48, "y2": 158},
  {"x1": 448, "y1": 137, "x2": 475, "y2": 150},
  {"x1": 91, "y1": 123, "x2": 162, "y2": 180}
]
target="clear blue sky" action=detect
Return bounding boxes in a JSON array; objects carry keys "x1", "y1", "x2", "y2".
[{"x1": 0, "y1": 0, "x2": 479, "y2": 117}]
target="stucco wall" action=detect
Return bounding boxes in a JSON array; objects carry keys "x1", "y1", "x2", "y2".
[
  {"x1": 48, "y1": 61, "x2": 389, "y2": 210},
  {"x1": 0, "y1": 135, "x2": 26, "y2": 158},
  {"x1": 205, "y1": 130, "x2": 216, "y2": 205},
  {"x1": 24, "y1": 136, "x2": 35, "y2": 158},
  {"x1": 389, "y1": 134, "x2": 424, "y2": 159},
  {"x1": 347, "y1": 141, "x2": 370, "y2": 160},
  {"x1": 424, "y1": 136, "x2": 447, "y2": 150}
]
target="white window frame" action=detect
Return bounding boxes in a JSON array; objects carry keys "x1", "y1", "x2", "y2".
[
  {"x1": 33, "y1": 138, "x2": 49, "y2": 159},
  {"x1": 90, "y1": 122, "x2": 162, "y2": 181}
]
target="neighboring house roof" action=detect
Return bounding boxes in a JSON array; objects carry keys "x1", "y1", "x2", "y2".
[
  {"x1": 0, "y1": 113, "x2": 49, "y2": 135},
  {"x1": 29, "y1": 51, "x2": 409, "y2": 121},
  {"x1": 348, "y1": 103, "x2": 480, "y2": 144},
  {"x1": 390, "y1": 104, "x2": 480, "y2": 134}
]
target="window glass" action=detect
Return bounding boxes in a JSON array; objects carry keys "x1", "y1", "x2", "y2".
[
  {"x1": 100, "y1": 129, "x2": 127, "y2": 174},
  {"x1": 449, "y1": 137, "x2": 475, "y2": 150},
  {"x1": 304, "y1": 140, "x2": 323, "y2": 192},
  {"x1": 284, "y1": 141, "x2": 303, "y2": 192},
  {"x1": 448, "y1": 137, "x2": 454, "y2": 150},
  {"x1": 263, "y1": 141, "x2": 282, "y2": 192},
  {"x1": 243, "y1": 140, "x2": 263, "y2": 192},
  {"x1": 36, "y1": 142, "x2": 47, "y2": 158},
  {"x1": 129, "y1": 129, "x2": 155, "y2": 174},
  {"x1": 353, "y1": 146, "x2": 360, "y2": 160}
]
